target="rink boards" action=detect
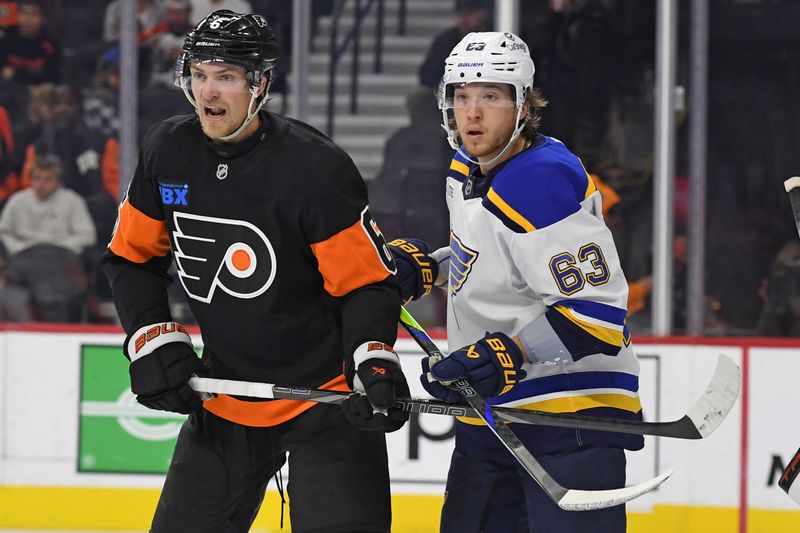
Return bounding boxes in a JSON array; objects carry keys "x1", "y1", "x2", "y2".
[{"x1": 0, "y1": 325, "x2": 798, "y2": 532}]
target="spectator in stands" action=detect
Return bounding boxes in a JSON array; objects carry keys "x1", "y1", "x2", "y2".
[
  {"x1": 370, "y1": 86, "x2": 452, "y2": 327},
  {"x1": 0, "y1": 153, "x2": 95, "y2": 256},
  {"x1": 21, "y1": 84, "x2": 119, "y2": 243},
  {"x1": 0, "y1": 0, "x2": 18, "y2": 38},
  {"x1": 0, "y1": 154, "x2": 94, "y2": 322},
  {"x1": 143, "y1": 0, "x2": 194, "y2": 87},
  {"x1": 757, "y1": 240, "x2": 800, "y2": 337},
  {"x1": 0, "y1": 254, "x2": 32, "y2": 321},
  {"x1": 83, "y1": 48, "x2": 121, "y2": 139},
  {"x1": 418, "y1": 0, "x2": 492, "y2": 89},
  {"x1": 189, "y1": 0, "x2": 252, "y2": 24},
  {"x1": 0, "y1": 0, "x2": 61, "y2": 85},
  {"x1": 0, "y1": 104, "x2": 19, "y2": 208},
  {"x1": 103, "y1": 0, "x2": 163, "y2": 43},
  {"x1": 370, "y1": 86, "x2": 451, "y2": 249},
  {"x1": 8, "y1": 81, "x2": 53, "y2": 171}
]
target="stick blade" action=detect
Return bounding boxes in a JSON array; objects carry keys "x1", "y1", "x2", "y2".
[
  {"x1": 784, "y1": 176, "x2": 800, "y2": 193},
  {"x1": 780, "y1": 447, "x2": 800, "y2": 505},
  {"x1": 557, "y1": 469, "x2": 674, "y2": 511},
  {"x1": 686, "y1": 355, "x2": 741, "y2": 438},
  {"x1": 784, "y1": 177, "x2": 800, "y2": 238}
]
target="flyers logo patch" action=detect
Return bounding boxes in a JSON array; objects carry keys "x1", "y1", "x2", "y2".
[{"x1": 172, "y1": 212, "x2": 277, "y2": 303}]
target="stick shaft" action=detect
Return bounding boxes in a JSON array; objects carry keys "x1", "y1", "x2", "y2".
[{"x1": 190, "y1": 352, "x2": 740, "y2": 440}]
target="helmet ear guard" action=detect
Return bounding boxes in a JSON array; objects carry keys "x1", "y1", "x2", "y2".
[{"x1": 437, "y1": 31, "x2": 535, "y2": 165}]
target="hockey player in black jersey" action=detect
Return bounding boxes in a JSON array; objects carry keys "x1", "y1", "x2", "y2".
[{"x1": 101, "y1": 10, "x2": 409, "y2": 533}]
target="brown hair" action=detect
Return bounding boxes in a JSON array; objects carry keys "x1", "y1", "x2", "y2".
[
  {"x1": 521, "y1": 87, "x2": 548, "y2": 141},
  {"x1": 30, "y1": 153, "x2": 63, "y2": 179}
]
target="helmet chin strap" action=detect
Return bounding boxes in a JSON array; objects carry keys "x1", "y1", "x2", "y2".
[
  {"x1": 216, "y1": 86, "x2": 268, "y2": 142},
  {"x1": 181, "y1": 84, "x2": 269, "y2": 143}
]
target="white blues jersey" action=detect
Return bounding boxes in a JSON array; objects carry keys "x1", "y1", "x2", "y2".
[{"x1": 444, "y1": 135, "x2": 643, "y2": 456}]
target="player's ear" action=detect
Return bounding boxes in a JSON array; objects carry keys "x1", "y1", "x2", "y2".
[{"x1": 258, "y1": 73, "x2": 269, "y2": 97}]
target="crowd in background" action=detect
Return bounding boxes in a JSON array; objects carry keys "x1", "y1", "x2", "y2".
[{"x1": 0, "y1": 0, "x2": 798, "y2": 338}]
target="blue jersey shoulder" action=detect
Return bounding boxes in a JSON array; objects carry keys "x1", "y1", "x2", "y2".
[{"x1": 482, "y1": 136, "x2": 596, "y2": 233}]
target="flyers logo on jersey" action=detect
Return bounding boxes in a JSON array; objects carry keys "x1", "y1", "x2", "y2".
[{"x1": 172, "y1": 212, "x2": 277, "y2": 303}]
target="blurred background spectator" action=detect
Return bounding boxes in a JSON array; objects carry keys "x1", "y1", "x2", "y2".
[
  {"x1": 0, "y1": 153, "x2": 95, "y2": 322},
  {"x1": 19, "y1": 85, "x2": 118, "y2": 243},
  {"x1": 103, "y1": 0, "x2": 163, "y2": 43},
  {"x1": 0, "y1": 253, "x2": 32, "y2": 321},
  {"x1": 369, "y1": 86, "x2": 452, "y2": 327},
  {"x1": 369, "y1": 86, "x2": 451, "y2": 249},
  {"x1": 0, "y1": 104, "x2": 19, "y2": 208},
  {"x1": 418, "y1": 0, "x2": 492, "y2": 89},
  {"x1": 83, "y1": 48, "x2": 121, "y2": 139},
  {"x1": 189, "y1": 0, "x2": 252, "y2": 25},
  {"x1": 142, "y1": 0, "x2": 193, "y2": 87},
  {"x1": 0, "y1": 0, "x2": 60, "y2": 85},
  {"x1": 757, "y1": 240, "x2": 800, "y2": 337},
  {"x1": 0, "y1": 0, "x2": 18, "y2": 39}
]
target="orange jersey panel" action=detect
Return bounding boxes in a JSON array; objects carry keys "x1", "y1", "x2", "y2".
[
  {"x1": 202, "y1": 373, "x2": 350, "y2": 427},
  {"x1": 109, "y1": 198, "x2": 171, "y2": 262},
  {"x1": 310, "y1": 219, "x2": 392, "y2": 297}
]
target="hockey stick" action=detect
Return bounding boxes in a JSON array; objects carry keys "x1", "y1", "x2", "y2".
[
  {"x1": 780, "y1": 446, "x2": 800, "y2": 505},
  {"x1": 780, "y1": 177, "x2": 800, "y2": 506},
  {"x1": 397, "y1": 306, "x2": 672, "y2": 511},
  {"x1": 188, "y1": 352, "x2": 739, "y2": 440},
  {"x1": 784, "y1": 176, "x2": 800, "y2": 238}
]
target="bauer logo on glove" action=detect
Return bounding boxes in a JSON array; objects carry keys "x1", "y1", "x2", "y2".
[
  {"x1": 387, "y1": 238, "x2": 438, "y2": 302},
  {"x1": 423, "y1": 331, "x2": 527, "y2": 400}
]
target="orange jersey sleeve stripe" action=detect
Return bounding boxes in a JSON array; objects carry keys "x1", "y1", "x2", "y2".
[
  {"x1": 202, "y1": 373, "x2": 350, "y2": 427},
  {"x1": 310, "y1": 219, "x2": 392, "y2": 297},
  {"x1": 109, "y1": 198, "x2": 171, "y2": 263}
]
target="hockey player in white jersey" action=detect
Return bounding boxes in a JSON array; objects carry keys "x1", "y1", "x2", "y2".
[{"x1": 388, "y1": 32, "x2": 644, "y2": 532}]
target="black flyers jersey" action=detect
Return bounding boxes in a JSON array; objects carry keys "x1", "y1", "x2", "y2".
[{"x1": 102, "y1": 112, "x2": 400, "y2": 426}]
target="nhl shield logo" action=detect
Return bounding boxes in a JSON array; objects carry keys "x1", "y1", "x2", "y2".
[{"x1": 216, "y1": 163, "x2": 228, "y2": 180}]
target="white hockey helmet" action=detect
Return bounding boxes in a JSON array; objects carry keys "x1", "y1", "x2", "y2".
[{"x1": 438, "y1": 31, "x2": 535, "y2": 164}]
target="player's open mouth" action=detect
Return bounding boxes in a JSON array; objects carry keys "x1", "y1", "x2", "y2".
[
  {"x1": 204, "y1": 106, "x2": 226, "y2": 121},
  {"x1": 466, "y1": 129, "x2": 483, "y2": 138}
]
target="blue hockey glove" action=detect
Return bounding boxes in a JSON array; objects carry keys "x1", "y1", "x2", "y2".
[
  {"x1": 125, "y1": 322, "x2": 205, "y2": 414},
  {"x1": 341, "y1": 342, "x2": 410, "y2": 432},
  {"x1": 387, "y1": 238, "x2": 439, "y2": 303},
  {"x1": 427, "y1": 332, "x2": 527, "y2": 399}
]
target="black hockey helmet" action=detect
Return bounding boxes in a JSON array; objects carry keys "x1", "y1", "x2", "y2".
[{"x1": 175, "y1": 10, "x2": 279, "y2": 89}]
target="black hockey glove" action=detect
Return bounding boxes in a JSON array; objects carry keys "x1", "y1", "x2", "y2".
[
  {"x1": 125, "y1": 322, "x2": 205, "y2": 414},
  {"x1": 424, "y1": 332, "x2": 527, "y2": 400},
  {"x1": 341, "y1": 342, "x2": 410, "y2": 432},
  {"x1": 387, "y1": 238, "x2": 439, "y2": 303}
]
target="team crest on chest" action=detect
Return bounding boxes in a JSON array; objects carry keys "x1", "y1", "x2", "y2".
[
  {"x1": 216, "y1": 163, "x2": 228, "y2": 180},
  {"x1": 172, "y1": 212, "x2": 277, "y2": 303},
  {"x1": 449, "y1": 233, "x2": 478, "y2": 295}
]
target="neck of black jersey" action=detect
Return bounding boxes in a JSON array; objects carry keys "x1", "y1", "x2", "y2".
[{"x1": 203, "y1": 111, "x2": 271, "y2": 159}]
